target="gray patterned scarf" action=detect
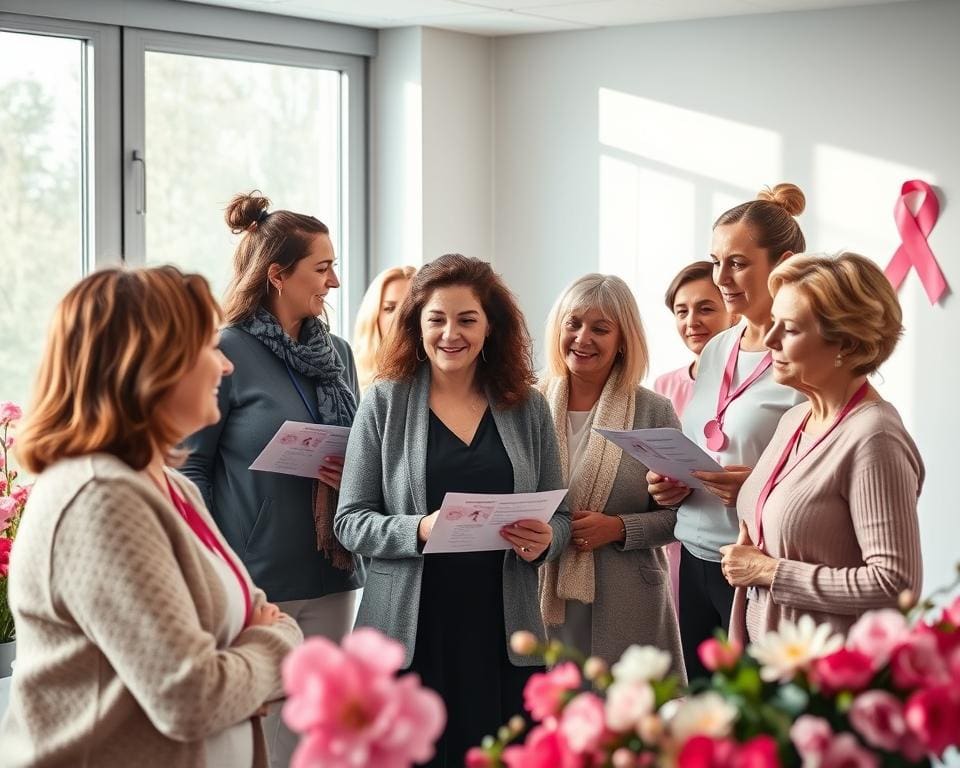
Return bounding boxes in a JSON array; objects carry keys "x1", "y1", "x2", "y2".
[{"x1": 239, "y1": 307, "x2": 357, "y2": 570}]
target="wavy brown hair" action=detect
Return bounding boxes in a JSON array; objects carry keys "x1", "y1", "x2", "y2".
[
  {"x1": 221, "y1": 190, "x2": 330, "y2": 325},
  {"x1": 17, "y1": 266, "x2": 221, "y2": 474},
  {"x1": 377, "y1": 254, "x2": 535, "y2": 407}
]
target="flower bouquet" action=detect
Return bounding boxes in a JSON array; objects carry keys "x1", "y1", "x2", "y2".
[
  {"x1": 281, "y1": 627, "x2": 446, "y2": 768},
  {"x1": 1, "y1": 401, "x2": 30, "y2": 644},
  {"x1": 468, "y1": 572, "x2": 960, "y2": 767}
]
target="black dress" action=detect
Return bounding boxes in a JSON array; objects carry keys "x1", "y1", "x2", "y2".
[{"x1": 411, "y1": 408, "x2": 540, "y2": 767}]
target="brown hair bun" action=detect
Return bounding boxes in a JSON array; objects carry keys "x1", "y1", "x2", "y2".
[
  {"x1": 756, "y1": 183, "x2": 805, "y2": 217},
  {"x1": 225, "y1": 191, "x2": 270, "y2": 234}
]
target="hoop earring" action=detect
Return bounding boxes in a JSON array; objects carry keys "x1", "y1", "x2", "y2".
[
  {"x1": 416, "y1": 339, "x2": 427, "y2": 362},
  {"x1": 481, "y1": 345, "x2": 488, "y2": 363}
]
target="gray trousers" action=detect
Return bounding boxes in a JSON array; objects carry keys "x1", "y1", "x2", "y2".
[{"x1": 264, "y1": 589, "x2": 361, "y2": 768}]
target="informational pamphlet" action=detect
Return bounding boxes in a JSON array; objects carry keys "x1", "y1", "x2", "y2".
[
  {"x1": 594, "y1": 427, "x2": 723, "y2": 489},
  {"x1": 249, "y1": 420, "x2": 350, "y2": 478},
  {"x1": 422, "y1": 489, "x2": 568, "y2": 554}
]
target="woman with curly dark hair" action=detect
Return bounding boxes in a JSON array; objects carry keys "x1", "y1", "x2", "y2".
[{"x1": 335, "y1": 254, "x2": 571, "y2": 767}]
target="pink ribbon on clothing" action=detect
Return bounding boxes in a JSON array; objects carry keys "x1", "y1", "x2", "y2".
[{"x1": 884, "y1": 180, "x2": 947, "y2": 304}]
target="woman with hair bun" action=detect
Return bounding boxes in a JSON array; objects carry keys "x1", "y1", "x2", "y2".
[
  {"x1": 722, "y1": 252, "x2": 923, "y2": 643},
  {"x1": 647, "y1": 184, "x2": 806, "y2": 681},
  {"x1": 353, "y1": 265, "x2": 416, "y2": 393},
  {"x1": 181, "y1": 191, "x2": 362, "y2": 767}
]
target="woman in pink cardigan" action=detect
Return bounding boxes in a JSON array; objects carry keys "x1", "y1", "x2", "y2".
[{"x1": 721, "y1": 253, "x2": 923, "y2": 644}]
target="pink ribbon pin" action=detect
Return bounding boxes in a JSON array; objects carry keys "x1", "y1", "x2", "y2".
[{"x1": 884, "y1": 179, "x2": 948, "y2": 304}]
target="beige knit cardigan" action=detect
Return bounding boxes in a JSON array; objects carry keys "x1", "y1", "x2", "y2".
[{"x1": 0, "y1": 454, "x2": 303, "y2": 768}]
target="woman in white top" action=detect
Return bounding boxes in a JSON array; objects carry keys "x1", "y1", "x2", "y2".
[{"x1": 647, "y1": 184, "x2": 806, "y2": 681}]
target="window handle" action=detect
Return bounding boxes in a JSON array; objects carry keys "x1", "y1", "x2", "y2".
[{"x1": 133, "y1": 150, "x2": 147, "y2": 215}]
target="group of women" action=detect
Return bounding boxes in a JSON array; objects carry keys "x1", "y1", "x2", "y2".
[{"x1": 0, "y1": 183, "x2": 924, "y2": 768}]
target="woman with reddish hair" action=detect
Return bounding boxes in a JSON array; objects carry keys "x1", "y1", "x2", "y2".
[
  {"x1": 335, "y1": 254, "x2": 571, "y2": 767},
  {"x1": 2, "y1": 266, "x2": 302, "y2": 767}
]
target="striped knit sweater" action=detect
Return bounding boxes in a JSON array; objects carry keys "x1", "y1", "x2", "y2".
[{"x1": 730, "y1": 400, "x2": 924, "y2": 645}]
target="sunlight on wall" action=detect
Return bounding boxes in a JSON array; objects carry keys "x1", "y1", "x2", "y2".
[
  {"x1": 598, "y1": 88, "x2": 782, "y2": 189},
  {"x1": 598, "y1": 155, "x2": 697, "y2": 378},
  {"x1": 812, "y1": 144, "x2": 937, "y2": 429},
  {"x1": 403, "y1": 81, "x2": 423, "y2": 265}
]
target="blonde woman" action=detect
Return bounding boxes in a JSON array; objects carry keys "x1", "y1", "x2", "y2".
[
  {"x1": 539, "y1": 274, "x2": 684, "y2": 675},
  {"x1": 723, "y1": 253, "x2": 923, "y2": 644},
  {"x1": 353, "y1": 266, "x2": 416, "y2": 392}
]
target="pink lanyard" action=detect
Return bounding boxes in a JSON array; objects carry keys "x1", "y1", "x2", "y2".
[
  {"x1": 166, "y1": 478, "x2": 252, "y2": 628},
  {"x1": 703, "y1": 329, "x2": 772, "y2": 451},
  {"x1": 754, "y1": 381, "x2": 870, "y2": 549}
]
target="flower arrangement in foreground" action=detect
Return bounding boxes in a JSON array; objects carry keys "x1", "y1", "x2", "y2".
[
  {"x1": 281, "y1": 627, "x2": 446, "y2": 768},
  {"x1": 1, "y1": 401, "x2": 31, "y2": 643},
  {"x1": 468, "y1": 572, "x2": 960, "y2": 768}
]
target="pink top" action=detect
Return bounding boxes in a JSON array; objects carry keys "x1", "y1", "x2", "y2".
[{"x1": 653, "y1": 364, "x2": 695, "y2": 418}]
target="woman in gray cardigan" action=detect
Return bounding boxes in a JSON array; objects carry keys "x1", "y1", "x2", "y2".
[
  {"x1": 182, "y1": 192, "x2": 362, "y2": 767},
  {"x1": 539, "y1": 274, "x2": 685, "y2": 679},
  {"x1": 335, "y1": 255, "x2": 571, "y2": 768}
]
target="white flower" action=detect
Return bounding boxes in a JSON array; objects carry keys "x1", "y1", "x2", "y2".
[
  {"x1": 611, "y1": 645, "x2": 672, "y2": 684},
  {"x1": 748, "y1": 614, "x2": 844, "y2": 682},
  {"x1": 668, "y1": 692, "x2": 738, "y2": 741},
  {"x1": 605, "y1": 681, "x2": 655, "y2": 732}
]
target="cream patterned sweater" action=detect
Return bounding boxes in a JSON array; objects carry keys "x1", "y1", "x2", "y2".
[{"x1": 0, "y1": 454, "x2": 303, "y2": 767}]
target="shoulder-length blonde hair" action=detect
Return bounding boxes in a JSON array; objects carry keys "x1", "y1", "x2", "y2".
[
  {"x1": 768, "y1": 252, "x2": 903, "y2": 375},
  {"x1": 542, "y1": 274, "x2": 649, "y2": 396},
  {"x1": 17, "y1": 266, "x2": 221, "y2": 474},
  {"x1": 353, "y1": 266, "x2": 416, "y2": 392}
]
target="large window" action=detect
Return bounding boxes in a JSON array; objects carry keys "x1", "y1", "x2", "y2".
[
  {"x1": 0, "y1": 30, "x2": 86, "y2": 406},
  {"x1": 1, "y1": 5, "x2": 367, "y2": 407}
]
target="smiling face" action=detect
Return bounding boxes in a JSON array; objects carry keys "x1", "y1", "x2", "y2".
[
  {"x1": 377, "y1": 277, "x2": 411, "y2": 339},
  {"x1": 560, "y1": 306, "x2": 622, "y2": 383},
  {"x1": 672, "y1": 278, "x2": 735, "y2": 356},
  {"x1": 273, "y1": 233, "x2": 339, "y2": 321},
  {"x1": 160, "y1": 329, "x2": 234, "y2": 440},
  {"x1": 711, "y1": 222, "x2": 782, "y2": 324},
  {"x1": 765, "y1": 283, "x2": 844, "y2": 393},
  {"x1": 419, "y1": 284, "x2": 490, "y2": 378}
]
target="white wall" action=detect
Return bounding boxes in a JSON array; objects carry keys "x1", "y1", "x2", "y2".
[
  {"x1": 492, "y1": 0, "x2": 960, "y2": 595},
  {"x1": 370, "y1": 27, "x2": 492, "y2": 274}
]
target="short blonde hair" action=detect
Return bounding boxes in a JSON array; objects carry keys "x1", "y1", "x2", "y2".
[
  {"x1": 543, "y1": 274, "x2": 649, "y2": 395},
  {"x1": 17, "y1": 266, "x2": 221, "y2": 474},
  {"x1": 768, "y1": 252, "x2": 903, "y2": 375},
  {"x1": 352, "y1": 266, "x2": 416, "y2": 392}
]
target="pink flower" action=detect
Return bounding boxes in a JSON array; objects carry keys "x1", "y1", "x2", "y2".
[
  {"x1": 848, "y1": 690, "x2": 906, "y2": 752},
  {"x1": 0, "y1": 537, "x2": 11, "y2": 577},
  {"x1": 820, "y1": 733, "x2": 879, "y2": 768},
  {"x1": 734, "y1": 735, "x2": 780, "y2": 768},
  {"x1": 698, "y1": 638, "x2": 743, "y2": 673},
  {"x1": 790, "y1": 715, "x2": 833, "y2": 760},
  {"x1": 283, "y1": 629, "x2": 445, "y2": 768},
  {"x1": 559, "y1": 692, "x2": 606, "y2": 754},
  {"x1": 943, "y1": 595, "x2": 960, "y2": 627},
  {"x1": 0, "y1": 402, "x2": 22, "y2": 425},
  {"x1": 890, "y1": 633, "x2": 950, "y2": 689},
  {"x1": 903, "y1": 684, "x2": 960, "y2": 757},
  {"x1": 810, "y1": 648, "x2": 874, "y2": 694},
  {"x1": 846, "y1": 609, "x2": 909, "y2": 668},
  {"x1": 524, "y1": 662, "x2": 582, "y2": 721},
  {"x1": 677, "y1": 735, "x2": 737, "y2": 768},
  {"x1": 10, "y1": 484, "x2": 29, "y2": 506},
  {"x1": 0, "y1": 497, "x2": 17, "y2": 532},
  {"x1": 605, "y1": 681, "x2": 654, "y2": 732},
  {"x1": 465, "y1": 747, "x2": 493, "y2": 767},
  {"x1": 502, "y1": 722, "x2": 582, "y2": 768}
]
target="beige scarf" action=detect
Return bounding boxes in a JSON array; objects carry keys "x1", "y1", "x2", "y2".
[{"x1": 540, "y1": 367, "x2": 635, "y2": 626}]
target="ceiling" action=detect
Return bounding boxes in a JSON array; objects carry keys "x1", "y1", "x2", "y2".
[{"x1": 177, "y1": 0, "x2": 920, "y2": 36}]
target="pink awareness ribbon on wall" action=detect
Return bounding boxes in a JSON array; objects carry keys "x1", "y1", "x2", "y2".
[{"x1": 884, "y1": 180, "x2": 948, "y2": 304}]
